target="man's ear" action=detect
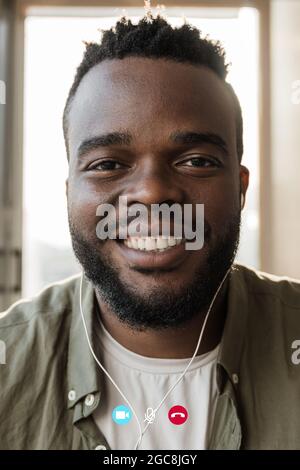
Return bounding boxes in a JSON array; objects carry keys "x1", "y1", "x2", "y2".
[{"x1": 240, "y1": 165, "x2": 249, "y2": 209}]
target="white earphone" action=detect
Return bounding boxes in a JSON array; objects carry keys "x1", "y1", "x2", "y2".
[{"x1": 241, "y1": 193, "x2": 245, "y2": 208}]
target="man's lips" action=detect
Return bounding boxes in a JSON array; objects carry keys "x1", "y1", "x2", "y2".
[{"x1": 115, "y1": 236, "x2": 189, "y2": 270}]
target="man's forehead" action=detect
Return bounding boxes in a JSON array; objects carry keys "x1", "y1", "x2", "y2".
[
  {"x1": 70, "y1": 56, "x2": 231, "y2": 104},
  {"x1": 68, "y1": 57, "x2": 235, "y2": 157}
]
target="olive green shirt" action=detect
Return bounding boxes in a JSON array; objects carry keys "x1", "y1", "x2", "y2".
[{"x1": 1, "y1": 264, "x2": 300, "y2": 450}]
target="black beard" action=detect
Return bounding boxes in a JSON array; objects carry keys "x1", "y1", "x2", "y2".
[{"x1": 69, "y1": 214, "x2": 241, "y2": 332}]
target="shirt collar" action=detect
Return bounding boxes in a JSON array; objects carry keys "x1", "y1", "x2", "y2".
[
  {"x1": 217, "y1": 264, "x2": 249, "y2": 391},
  {"x1": 67, "y1": 274, "x2": 101, "y2": 410}
]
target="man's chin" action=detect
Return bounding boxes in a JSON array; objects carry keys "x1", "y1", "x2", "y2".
[{"x1": 75, "y1": 249, "x2": 229, "y2": 331}]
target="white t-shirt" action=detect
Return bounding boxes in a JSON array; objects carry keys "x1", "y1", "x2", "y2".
[{"x1": 93, "y1": 317, "x2": 219, "y2": 450}]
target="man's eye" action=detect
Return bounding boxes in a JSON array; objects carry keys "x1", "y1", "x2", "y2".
[
  {"x1": 90, "y1": 160, "x2": 124, "y2": 171},
  {"x1": 179, "y1": 157, "x2": 220, "y2": 168}
]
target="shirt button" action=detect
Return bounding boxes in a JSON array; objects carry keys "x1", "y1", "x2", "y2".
[
  {"x1": 95, "y1": 445, "x2": 106, "y2": 450},
  {"x1": 232, "y1": 373, "x2": 239, "y2": 384},
  {"x1": 68, "y1": 390, "x2": 76, "y2": 401},
  {"x1": 85, "y1": 393, "x2": 95, "y2": 407}
]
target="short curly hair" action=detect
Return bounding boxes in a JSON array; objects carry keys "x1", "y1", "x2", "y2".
[{"x1": 63, "y1": 14, "x2": 243, "y2": 161}]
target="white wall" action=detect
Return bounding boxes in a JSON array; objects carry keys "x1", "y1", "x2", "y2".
[{"x1": 270, "y1": 0, "x2": 300, "y2": 278}]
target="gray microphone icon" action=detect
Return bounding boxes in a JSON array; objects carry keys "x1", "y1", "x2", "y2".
[{"x1": 144, "y1": 407, "x2": 155, "y2": 424}]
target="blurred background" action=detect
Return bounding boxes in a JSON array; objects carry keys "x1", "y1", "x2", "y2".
[{"x1": 0, "y1": 0, "x2": 299, "y2": 310}]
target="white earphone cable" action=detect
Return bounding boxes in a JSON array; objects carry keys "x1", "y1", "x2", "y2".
[
  {"x1": 79, "y1": 266, "x2": 232, "y2": 450},
  {"x1": 79, "y1": 274, "x2": 143, "y2": 445}
]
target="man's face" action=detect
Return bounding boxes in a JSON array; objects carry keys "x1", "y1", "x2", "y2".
[{"x1": 66, "y1": 57, "x2": 249, "y2": 330}]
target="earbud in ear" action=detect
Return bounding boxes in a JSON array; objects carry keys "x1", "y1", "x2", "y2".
[{"x1": 240, "y1": 193, "x2": 245, "y2": 208}]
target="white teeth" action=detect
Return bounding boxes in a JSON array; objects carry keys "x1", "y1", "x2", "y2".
[
  {"x1": 156, "y1": 237, "x2": 168, "y2": 249},
  {"x1": 131, "y1": 238, "x2": 138, "y2": 249},
  {"x1": 137, "y1": 238, "x2": 145, "y2": 250},
  {"x1": 168, "y1": 237, "x2": 177, "y2": 246},
  {"x1": 145, "y1": 238, "x2": 156, "y2": 251},
  {"x1": 123, "y1": 236, "x2": 183, "y2": 251}
]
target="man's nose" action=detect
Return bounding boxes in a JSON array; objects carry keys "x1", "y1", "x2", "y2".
[{"x1": 124, "y1": 162, "x2": 185, "y2": 206}]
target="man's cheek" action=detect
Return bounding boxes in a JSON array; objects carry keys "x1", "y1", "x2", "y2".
[{"x1": 68, "y1": 202, "x2": 98, "y2": 238}]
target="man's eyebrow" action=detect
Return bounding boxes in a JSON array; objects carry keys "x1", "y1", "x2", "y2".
[
  {"x1": 169, "y1": 131, "x2": 229, "y2": 155},
  {"x1": 77, "y1": 132, "x2": 132, "y2": 157},
  {"x1": 77, "y1": 131, "x2": 228, "y2": 158}
]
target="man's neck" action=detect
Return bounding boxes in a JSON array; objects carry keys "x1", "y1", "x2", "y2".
[{"x1": 94, "y1": 280, "x2": 229, "y2": 359}]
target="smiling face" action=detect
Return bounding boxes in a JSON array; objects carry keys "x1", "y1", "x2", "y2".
[{"x1": 66, "y1": 57, "x2": 249, "y2": 330}]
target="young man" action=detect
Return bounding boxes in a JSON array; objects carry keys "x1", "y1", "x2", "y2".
[{"x1": 1, "y1": 13, "x2": 300, "y2": 450}]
